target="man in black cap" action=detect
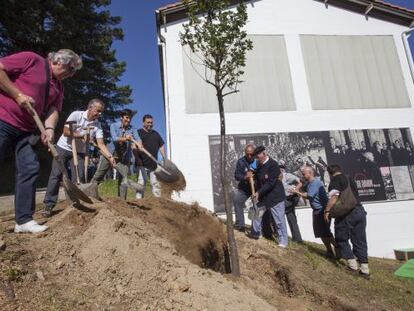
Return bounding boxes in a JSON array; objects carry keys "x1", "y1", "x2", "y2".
[
  {"x1": 91, "y1": 108, "x2": 141, "y2": 199},
  {"x1": 248, "y1": 146, "x2": 288, "y2": 247}
]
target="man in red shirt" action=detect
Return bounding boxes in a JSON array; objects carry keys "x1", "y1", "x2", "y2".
[{"x1": 0, "y1": 49, "x2": 82, "y2": 233}]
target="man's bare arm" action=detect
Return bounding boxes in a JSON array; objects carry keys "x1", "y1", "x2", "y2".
[{"x1": 159, "y1": 145, "x2": 166, "y2": 159}]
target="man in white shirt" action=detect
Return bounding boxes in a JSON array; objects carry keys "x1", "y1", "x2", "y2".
[{"x1": 43, "y1": 98, "x2": 115, "y2": 216}]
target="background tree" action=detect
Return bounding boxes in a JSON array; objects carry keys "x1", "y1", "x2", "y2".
[
  {"x1": 180, "y1": 0, "x2": 253, "y2": 277},
  {"x1": 0, "y1": 0, "x2": 131, "y2": 193}
]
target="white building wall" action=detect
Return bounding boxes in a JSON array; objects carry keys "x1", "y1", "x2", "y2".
[{"x1": 160, "y1": 0, "x2": 414, "y2": 258}]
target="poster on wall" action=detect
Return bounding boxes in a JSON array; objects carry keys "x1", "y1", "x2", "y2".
[{"x1": 209, "y1": 128, "x2": 414, "y2": 213}]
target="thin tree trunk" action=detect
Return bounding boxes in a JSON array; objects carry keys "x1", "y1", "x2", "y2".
[{"x1": 217, "y1": 91, "x2": 240, "y2": 277}]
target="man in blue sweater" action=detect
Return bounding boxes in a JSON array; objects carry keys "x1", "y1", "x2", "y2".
[
  {"x1": 233, "y1": 144, "x2": 256, "y2": 232},
  {"x1": 248, "y1": 146, "x2": 288, "y2": 247}
]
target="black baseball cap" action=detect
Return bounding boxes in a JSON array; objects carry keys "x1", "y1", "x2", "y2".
[{"x1": 253, "y1": 146, "x2": 266, "y2": 156}]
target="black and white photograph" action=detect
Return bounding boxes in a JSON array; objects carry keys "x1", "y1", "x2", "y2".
[
  {"x1": 210, "y1": 128, "x2": 414, "y2": 213},
  {"x1": 209, "y1": 131, "x2": 330, "y2": 213}
]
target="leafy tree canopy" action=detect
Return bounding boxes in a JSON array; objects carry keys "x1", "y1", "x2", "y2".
[{"x1": 0, "y1": 0, "x2": 132, "y2": 130}]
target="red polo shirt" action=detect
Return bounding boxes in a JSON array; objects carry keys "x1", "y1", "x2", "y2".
[{"x1": 0, "y1": 51, "x2": 64, "y2": 132}]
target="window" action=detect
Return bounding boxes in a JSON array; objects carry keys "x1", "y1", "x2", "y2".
[
  {"x1": 182, "y1": 35, "x2": 296, "y2": 113},
  {"x1": 300, "y1": 35, "x2": 411, "y2": 110}
]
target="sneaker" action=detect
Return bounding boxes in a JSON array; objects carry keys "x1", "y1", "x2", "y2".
[
  {"x1": 42, "y1": 205, "x2": 54, "y2": 218},
  {"x1": 347, "y1": 258, "x2": 359, "y2": 272},
  {"x1": 15, "y1": 220, "x2": 48, "y2": 233},
  {"x1": 359, "y1": 263, "x2": 370, "y2": 279},
  {"x1": 278, "y1": 244, "x2": 287, "y2": 248}
]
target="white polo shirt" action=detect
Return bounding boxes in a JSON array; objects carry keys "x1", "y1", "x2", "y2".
[{"x1": 57, "y1": 110, "x2": 104, "y2": 154}]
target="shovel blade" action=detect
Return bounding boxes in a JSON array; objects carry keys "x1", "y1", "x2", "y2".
[
  {"x1": 123, "y1": 180, "x2": 145, "y2": 192},
  {"x1": 62, "y1": 176, "x2": 93, "y2": 204},
  {"x1": 78, "y1": 182, "x2": 102, "y2": 201},
  {"x1": 154, "y1": 159, "x2": 181, "y2": 183}
]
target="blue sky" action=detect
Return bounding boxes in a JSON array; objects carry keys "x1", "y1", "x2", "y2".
[{"x1": 109, "y1": 0, "x2": 414, "y2": 141}]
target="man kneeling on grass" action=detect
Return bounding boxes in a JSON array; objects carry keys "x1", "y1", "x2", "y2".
[{"x1": 292, "y1": 166, "x2": 337, "y2": 257}]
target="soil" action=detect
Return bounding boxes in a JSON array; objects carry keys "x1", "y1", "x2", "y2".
[
  {"x1": 159, "y1": 171, "x2": 186, "y2": 199},
  {"x1": 1, "y1": 198, "x2": 413, "y2": 310}
]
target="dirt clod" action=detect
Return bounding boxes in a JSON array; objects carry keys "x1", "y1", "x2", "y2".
[
  {"x1": 275, "y1": 267, "x2": 302, "y2": 297},
  {"x1": 1, "y1": 280, "x2": 15, "y2": 300},
  {"x1": 0, "y1": 239, "x2": 6, "y2": 251},
  {"x1": 35, "y1": 271, "x2": 45, "y2": 282}
]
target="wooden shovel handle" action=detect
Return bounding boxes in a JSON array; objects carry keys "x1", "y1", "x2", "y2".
[
  {"x1": 25, "y1": 104, "x2": 58, "y2": 157},
  {"x1": 249, "y1": 175, "x2": 256, "y2": 195},
  {"x1": 130, "y1": 138, "x2": 160, "y2": 165}
]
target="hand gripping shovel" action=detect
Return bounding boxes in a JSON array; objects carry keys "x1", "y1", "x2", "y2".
[
  {"x1": 130, "y1": 138, "x2": 181, "y2": 183},
  {"x1": 26, "y1": 104, "x2": 93, "y2": 204},
  {"x1": 247, "y1": 175, "x2": 265, "y2": 220}
]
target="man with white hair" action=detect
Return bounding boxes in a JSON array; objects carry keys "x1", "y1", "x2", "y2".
[
  {"x1": 43, "y1": 98, "x2": 115, "y2": 217},
  {"x1": 279, "y1": 163, "x2": 303, "y2": 243},
  {"x1": 0, "y1": 49, "x2": 81, "y2": 233},
  {"x1": 292, "y1": 166, "x2": 336, "y2": 257}
]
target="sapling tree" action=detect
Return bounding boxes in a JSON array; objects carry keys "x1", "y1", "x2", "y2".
[{"x1": 180, "y1": 0, "x2": 253, "y2": 277}]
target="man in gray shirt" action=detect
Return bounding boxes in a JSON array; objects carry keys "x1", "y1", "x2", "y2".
[{"x1": 280, "y1": 164, "x2": 303, "y2": 243}]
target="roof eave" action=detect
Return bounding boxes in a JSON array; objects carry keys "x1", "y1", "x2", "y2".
[{"x1": 156, "y1": 0, "x2": 414, "y2": 28}]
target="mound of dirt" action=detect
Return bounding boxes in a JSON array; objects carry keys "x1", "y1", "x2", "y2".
[
  {"x1": 1, "y1": 197, "x2": 413, "y2": 310},
  {"x1": 115, "y1": 198, "x2": 228, "y2": 272}
]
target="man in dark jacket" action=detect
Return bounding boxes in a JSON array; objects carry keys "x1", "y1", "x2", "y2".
[
  {"x1": 233, "y1": 144, "x2": 256, "y2": 232},
  {"x1": 248, "y1": 146, "x2": 288, "y2": 247},
  {"x1": 325, "y1": 164, "x2": 369, "y2": 278}
]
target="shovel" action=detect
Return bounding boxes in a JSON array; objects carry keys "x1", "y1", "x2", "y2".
[
  {"x1": 130, "y1": 138, "x2": 181, "y2": 183},
  {"x1": 79, "y1": 142, "x2": 145, "y2": 200},
  {"x1": 25, "y1": 104, "x2": 93, "y2": 205},
  {"x1": 83, "y1": 126, "x2": 94, "y2": 183},
  {"x1": 247, "y1": 175, "x2": 265, "y2": 220},
  {"x1": 67, "y1": 121, "x2": 81, "y2": 184}
]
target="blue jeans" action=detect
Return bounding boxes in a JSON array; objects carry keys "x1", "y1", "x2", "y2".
[
  {"x1": 0, "y1": 120, "x2": 39, "y2": 225},
  {"x1": 233, "y1": 189, "x2": 249, "y2": 229},
  {"x1": 334, "y1": 205, "x2": 368, "y2": 263},
  {"x1": 251, "y1": 201, "x2": 288, "y2": 246}
]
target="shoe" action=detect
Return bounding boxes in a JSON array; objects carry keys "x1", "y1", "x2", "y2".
[
  {"x1": 347, "y1": 258, "x2": 359, "y2": 273},
  {"x1": 42, "y1": 205, "x2": 54, "y2": 217},
  {"x1": 15, "y1": 220, "x2": 48, "y2": 233},
  {"x1": 278, "y1": 244, "x2": 287, "y2": 248},
  {"x1": 334, "y1": 247, "x2": 342, "y2": 260},
  {"x1": 245, "y1": 232, "x2": 260, "y2": 240},
  {"x1": 359, "y1": 263, "x2": 370, "y2": 279},
  {"x1": 234, "y1": 226, "x2": 245, "y2": 233},
  {"x1": 325, "y1": 250, "x2": 335, "y2": 259}
]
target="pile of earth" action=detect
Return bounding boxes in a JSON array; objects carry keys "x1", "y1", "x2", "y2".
[{"x1": 0, "y1": 196, "x2": 413, "y2": 310}]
